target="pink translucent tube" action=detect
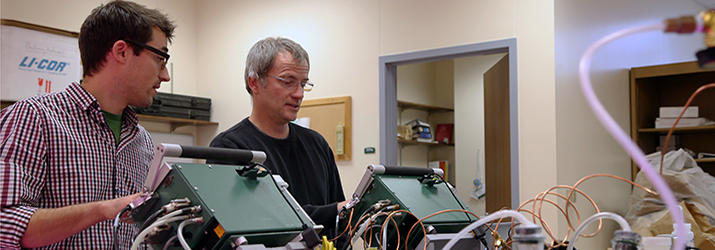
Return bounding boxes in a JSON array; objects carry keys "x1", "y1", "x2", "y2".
[{"x1": 578, "y1": 23, "x2": 686, "y2": 250}]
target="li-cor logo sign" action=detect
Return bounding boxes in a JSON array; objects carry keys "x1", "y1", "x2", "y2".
[{"x1": 18, "y1": 56, "x2": 70, "y2": 76}]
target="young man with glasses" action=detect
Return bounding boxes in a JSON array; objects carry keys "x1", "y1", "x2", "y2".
[
  {"x1": 208, "y1": 37, "x2": 349, "y2": 248},
  {"x1": 0, "y1": 0, "x2": 175, "y2": 249}
]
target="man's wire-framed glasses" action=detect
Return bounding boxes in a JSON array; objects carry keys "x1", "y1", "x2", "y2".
[
  {"x1": 124, "y1": 39, "x2": 170, "y2": 70},
  {"x1": 267, "y1": 75, "x2": 314, "y2": 92}
]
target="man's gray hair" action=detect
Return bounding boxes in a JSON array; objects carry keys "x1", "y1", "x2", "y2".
[{"x1": 244, "y1": 37, "x2": 310, "y2": 96}]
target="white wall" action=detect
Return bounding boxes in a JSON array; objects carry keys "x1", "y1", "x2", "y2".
[
  {"x1": 1, "y1": 0, "x2": 198, "y2": 97},
  {"x1": 397, "y1": 62, "x2": 437, "y2": 105},
  {"x1": 0, "y1": 0, "x2": 200, "y2": 136},
  {"x1": 555, "y1": 0, "x2": 706, "y2": 248}
]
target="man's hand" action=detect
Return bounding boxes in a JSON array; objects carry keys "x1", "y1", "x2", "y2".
[
  {"x1": 102, "y1": 192, "x2": 143, "y2": 221},
  {"x1": 21, "y1": 192, "x2": 145, "y2": 248},
  {"x1": 337, "y1": 200, "x2": 349, "y2": 212}
]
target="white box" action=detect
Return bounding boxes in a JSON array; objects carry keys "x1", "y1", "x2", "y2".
[
  {"x1": 659, "y1": 106, "x2": 698, "y2": 118},
  {"x1": 655, "y1": 117, "x2": 713, "y2": 128},
  {"x1": 642, "y1": 236, "x2": 672, "y2": 250}
]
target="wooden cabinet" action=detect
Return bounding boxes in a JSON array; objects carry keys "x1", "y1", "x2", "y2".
[
  {"x1": 2, "y1": 101, "x2": 217, "y2": 132},
  {"x1": 136, "y1": 114, "x2": 217, "y2": 132},
  {"x1": 630, "y1": 61, "x2": 715, "y2": 178}
]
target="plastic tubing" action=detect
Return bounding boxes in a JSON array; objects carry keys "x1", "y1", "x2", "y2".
[
  {"x1": 567, "y1": 212, "x2": 630, "y2": 250},
  {"x1": 578, "y1": 22, "x2": 686, "y2": 250},
  {"x1": 178, "y1": 218, "x2": 201, "y2": 250},
  {"x1": 131, "y1": 215, "x2": 189, "y2": 250},
  {"x1": 150, "y1": 209, "x2": 185, "y2": 226},
  {"x1": 442, "y1": 210, "x2": 533, "y2": 250}
]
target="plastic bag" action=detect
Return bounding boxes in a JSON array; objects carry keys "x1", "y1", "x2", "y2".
[{"x1": 626, "y1": 149, "x2": 715, "y2": 249}]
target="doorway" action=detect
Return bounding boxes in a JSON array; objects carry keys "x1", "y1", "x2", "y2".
[{"x1": 379, "y1": 38, "x2": 519, "y2": 212}]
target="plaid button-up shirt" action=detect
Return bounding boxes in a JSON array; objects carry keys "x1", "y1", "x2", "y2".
[{"x1": 0, "y1": 82, "x2": 153, "y2": 249}]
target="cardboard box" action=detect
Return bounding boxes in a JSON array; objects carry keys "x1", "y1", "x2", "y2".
[
  {"x1": 397, "y1": 125, "x2": 412, "y2": 141},
  {"x1": 659, "y1": 106, "x2": 698, "y2": 118}
]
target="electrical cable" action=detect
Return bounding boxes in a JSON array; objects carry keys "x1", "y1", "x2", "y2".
[
  {"x1": 403, "y1": 209, "x2": 482, "y2": 250},
  {"x1": 512, "y1": 173, "x2": 661, "y2": 250},
  {"x1": 113, "y1": 205, "x2": 132, "y2": 250},
  {"x1": 442, "y1": 210, "x2": 533, "y2": 250},
  {"x1": 331, "y1": 208, "x2": 354, "y2": 241},
  {"x1": 435, "y1": 174, "x2": 474, "y2": 223},
  {"x1": 131, "y1": 215, "x2": 190, "y2": 250},
  {"x1": 566, "y1": 212, "x2": 630, "y2": 250},
  {"x1": 345, "y1": 212, "x2": 373, "y2": 250},
  {"x1": 578, "y1": 22, "x2": 687, "y2": 250},
  {"x1": 163, "y1": 235, "x2": 178, "y2": 250},
  {"x1": 362, "y1": 211, "x2": 399, "y2": 249},
  {"x1": 150, "y1": 209, "x2": 187, "y2": 227},
  {"x1": 518, "y1": 192, "x2": 580, "y2": 243},
  {"x1": 178, "y1": 217, "x2": 203, "y2": 250},
  {"x1": 379, "y1": 213, "x2": 401, "y2": 250},
  {"x1": 534, "y1": 185, "x2": 598, "y2": 242},
  {"x1": 342, "y1": 207, "x2": 374, "y2": 250},
  {"x1": 365, "y1": 212, "x2": 388, "y2": 249},
  {"x1": 562, "y1": 174, "x2": 657, "y2": 236},
  {"x1": 139, "y1": 207, "x2": 167, "y2": 232}
]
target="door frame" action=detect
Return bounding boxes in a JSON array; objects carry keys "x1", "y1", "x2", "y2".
[{"x1": 379, "y1": 38, "x2": 520, "y2": 208}]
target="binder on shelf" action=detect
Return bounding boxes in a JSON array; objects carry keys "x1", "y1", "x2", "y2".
[
  {"x1": 654, "y1": 117, "x2": 715, "y2": 128},
  {"x1": 435, "y1": 124, "x2": 453, "y2": 144},
  {"x1": 698, "y1": 152, "x2": 715, "y2": 159},
  {"x1": 405, "y1": 118, "x2": 432, "y2": 140}
]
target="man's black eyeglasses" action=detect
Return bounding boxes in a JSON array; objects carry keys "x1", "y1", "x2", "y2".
[{"x1": 124, "y1": 39, "x2": 170, "y2": 69}]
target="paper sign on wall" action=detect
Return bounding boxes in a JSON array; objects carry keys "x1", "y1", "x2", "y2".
[{"x1": 1, "y1": 24, "x2": 81, "y2": 101}]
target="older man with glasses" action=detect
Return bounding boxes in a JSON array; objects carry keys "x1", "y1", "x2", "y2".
[
  {"x1": 207, "y1": 37, "x2": 349, "y2": 248},
  {"x1": 0, "y1": 0, "x2": 175, "y2": 249}
]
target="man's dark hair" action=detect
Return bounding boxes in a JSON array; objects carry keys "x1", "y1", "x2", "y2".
[{"x1": 79, "y1": 0, "x2": 176, "y2": 77}]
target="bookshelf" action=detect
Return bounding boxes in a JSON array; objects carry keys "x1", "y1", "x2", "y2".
[
  {"x1": 398, "y1": 100, "x2": 455, "y2": 182},
  {"x1": 630, "y1": 61, "x2": 715, "y2": 178}
]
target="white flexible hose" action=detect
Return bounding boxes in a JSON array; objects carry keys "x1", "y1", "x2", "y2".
[
  {"x1": 178, "y1": 218, "x2": 201, "y2": 250},
  {"x1": 567, "y1": 212, "x2": 631, "y2": 250},
  {"x1": 578, "y1": 22, "x2": 686, "y2": 250},
  {"x1": 150, "y1": 209, "x2": 185, "y2": 226},
  {"x1": 131, "y1": 215, "x2": 189, "y2": 250},
  {"x1": 442, "y1": 210, "x2": 533, "y2": 250}
]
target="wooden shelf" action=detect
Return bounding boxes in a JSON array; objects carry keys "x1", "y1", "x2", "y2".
[
  {"x1": 398, "y1": 100, "x2": 453, "y2": 113},
  {"x1": 3, "y1": 100, "x2": 217, "y2": 132},
  {"x1": 398, "y1": 138, "x2": 454, "y2": 146},
  {"x1": 630, "y1": 61, "x2": 715, "y2": 178},
  {"x1": 630, "y1": 61, "x2": 709, "y2": 79},
  {"x1": 137, "y1": 114, "x2": 217, "y2": 131},
  {"x1": 695, "y1": 158, "x2": 715, "y2": 163},
  {"x1": 638, "y1": 125, "x2": 715, "y2": 133}
]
